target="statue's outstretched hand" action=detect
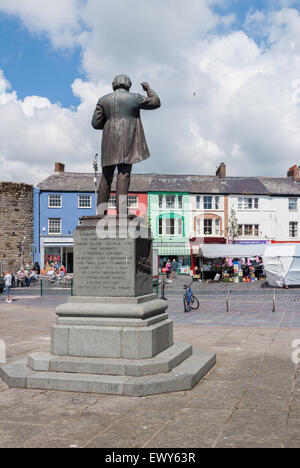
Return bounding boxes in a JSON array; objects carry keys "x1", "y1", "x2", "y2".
[{"x1": 141, "y1": 82, "x2": 150, "y2": 92}]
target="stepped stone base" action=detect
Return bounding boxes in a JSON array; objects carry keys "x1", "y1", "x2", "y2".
[
  {"x1": 0, "y1": 346, "x2": 216, "y2": 397},
  {"x1": 0, "y1": 294, "x2": 216, "y2": 396},
  {"x1": 0, "y1": 218, "x2": 217, "y2": 396}
]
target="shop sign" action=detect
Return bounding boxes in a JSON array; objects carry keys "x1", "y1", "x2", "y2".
[{"x1": 233, "y1": 240, "x2": 268, "y2": 245}]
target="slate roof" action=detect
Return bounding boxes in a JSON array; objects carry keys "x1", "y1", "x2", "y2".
[{"x1": 36, "y1": 172, "x2": 300, "y2": 196}]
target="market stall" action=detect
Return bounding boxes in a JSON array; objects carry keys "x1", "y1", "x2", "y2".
[
  {"x1": 263, "y1": 244, "x2": 300, "y2": 288},
  {"x1": 197, "y1": 244, "x2": 266, "y2": 282}
]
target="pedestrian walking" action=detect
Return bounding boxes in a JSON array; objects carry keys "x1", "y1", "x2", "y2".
[
  {"x1": 4, "y1": 271, "x2": 13, "y2": 303},
  {"x1": 165, "y1": 259, "x2": 172, "y2": 283},
  {"x1": 170, "y1": 258, "x2": 178, "y2": 279}
]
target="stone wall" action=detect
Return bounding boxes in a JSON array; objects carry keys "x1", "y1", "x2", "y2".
[{"x1": 0, "y1": 182, "x2": 33, "y2": 274}]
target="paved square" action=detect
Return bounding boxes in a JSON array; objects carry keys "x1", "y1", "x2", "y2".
[{"x1": 0, "y1": 281, "x2": 299, "y2": 448}]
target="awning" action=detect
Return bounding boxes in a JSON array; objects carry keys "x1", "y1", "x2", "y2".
[
  {"x1": 198, "y1": 244, "x2": 266, "y2": 258},
  {"x1": 157, "y1": 246, "x2": 191, "y2": 256}
]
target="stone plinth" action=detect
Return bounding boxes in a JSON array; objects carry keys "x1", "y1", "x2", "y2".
[
  {"x1": 0, "y1": 215, "x2": 216, "y2": 396},
  {"x1": 74, "y1": 216, "x2": 153, "y2": 297},
  {"x1": 51, "y1": 313, "x2": 173, "y2": 359}
]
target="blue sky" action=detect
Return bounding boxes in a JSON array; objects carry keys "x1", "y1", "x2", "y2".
[
  {"x1": 213, "y1": 0, "x2": 266, "y2": 21},
  {"x1": 1, "y1": 0, "x2": 300, "y2": 183},
  {"x1": 0, "y1": 13, "x2": 83, "y2": 107}
]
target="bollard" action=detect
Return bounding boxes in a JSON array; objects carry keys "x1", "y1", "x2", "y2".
[
  {"x1": 272, "y1": 289, "x2": 276, "y2": 313},
  {"x1": 226, "y1": 289, "x2": 232, "y2": 313},
  {"x1": 160, "y1": 278, "x2": 167, "y2": 300},
  {"x1": 40, "y1": 279, "x2": 43, "y2": 297}
]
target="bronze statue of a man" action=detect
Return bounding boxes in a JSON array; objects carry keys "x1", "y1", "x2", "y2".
[{"x1": 92, "y1": 74, "x2": 161, "y2": 214}]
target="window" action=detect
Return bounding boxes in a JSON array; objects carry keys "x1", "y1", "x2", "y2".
[
  {"x1": 177, "y1": 218, "x2": 183, "y2": 236},
  {"x1": 204, "y1": 196, "x2": 212, "y2": 210},
  {"x1": 196, "y1": 217, "x2": 221, "y2": 236},
  {"x1": 128, "y1": 196, "x2": 138, "y2": 208},
  {"x1": 158, "y1": 195, "x2": 163, "y2": 209},
  {"x1": 290, "y1": 222, "x2": 298, "y2": 238},
  {"x1": 196, "y1": 196, "x2": 201, "y2": 210},
  {"x1": 244, "y1": 224, "x2": 253, "y2": 236},
  {"x1": 78, "y1": 195, "x2": 92, "y2": 208},
  {"x1": 44, "y1": 247, "x2": 61, "y2": 264},
  {"x1": 48, "y1": 195, "x2": 62, "y2": 208},
  {"x1": 108, "y1": 196, "x2": 116, "y2": 208},
  {"x1": 204, "y1": 219, "x2": 213, "y2": 235},
  {"x1": 166, "y1": 195, "x2": 175, "y2": 209},
  {"x1": 238, "y1": 224, "x2": 260, "y2": 237},
  {"x1": 215, "y1": 196, "x2": 220, "y2": 210},
  {"x1": 48, "y1": 218, "x2": 61, "y2": 235},
  {"x1": 158, "y1": 218, "x2": 163, "y2": 236},
  {"x1": 244, "y1": 198, "x2": 253, "y2": 210},
  {"x1": 238, "y1": 197, "x2": 259, "y2": 210},
  {"x1": 165, "y1": 218, "x2": 175, "y2": 235},
  {"x1": 158, "y1": 217, "x2": 184, "y2": 236},
  {"x1": 289, "y1": 198, "x2": 298, "y2": 212},
  {"x1": 196, "y1": 218, "x2": 201, "y2": 235},
  {"x1": 215, "y1": 219, "x2": 220, "y2": 236},
  {"x1": 178, "y1": 196, "x2": 183, "y2": 209}
]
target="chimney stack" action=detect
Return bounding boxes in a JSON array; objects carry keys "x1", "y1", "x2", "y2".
[
  {"x1": 287, "y1": 165, "x2": 300, "y2": 181},
  {"x1": 55, "y1": 162, "x2": 65, "y2": 173},
  {"x1": 216, "y1": 162, "x2": 226, "y2": 180}
]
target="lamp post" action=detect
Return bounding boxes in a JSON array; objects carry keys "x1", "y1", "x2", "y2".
[
  {"x1": 93, "y1": 154, "x2": 99, "y2": 214},
  {"x1": 19, "y1": 236, "x2": 26, "y2": 270}
]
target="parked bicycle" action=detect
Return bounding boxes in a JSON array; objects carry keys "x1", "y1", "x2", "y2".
[{"x1": 183, "y1": 281, "x2": 200, "y2": 312}]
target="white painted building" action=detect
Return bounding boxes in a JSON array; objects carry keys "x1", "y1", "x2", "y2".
[{"x1": 228, "y1": 180, "x2": 300, "y2": 244}]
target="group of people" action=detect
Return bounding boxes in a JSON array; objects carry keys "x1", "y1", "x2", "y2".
[
  {"x1": 41, "y1": 261, "x2": 67, "y2": 280},
  {"x1": 164, "y1": 259, "x2": 178, "y2": 283},
  {"x1": 3, "y1": 261, "x2": 69, "y2": 304},
  {"x1": 3, "y1": 262, "x2": 41, "y2": 304},
  {"x1": 15, "y1": 268, "x2": 38, "y2": 288},
  {"x1": 199, "y1": 257, "x2": 265, "y2": 282}
]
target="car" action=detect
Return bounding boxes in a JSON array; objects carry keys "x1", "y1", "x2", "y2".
[{"x1": 0, "y1": 275, "x2": 4, "y2": 293}]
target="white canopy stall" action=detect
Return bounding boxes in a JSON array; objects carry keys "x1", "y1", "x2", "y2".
[
  {"x1": 263, "y1": 244, "x2": 300, "y2": 288},
  {"x1": 198, "y1": 244, "x2": 266, "y2": 259}
]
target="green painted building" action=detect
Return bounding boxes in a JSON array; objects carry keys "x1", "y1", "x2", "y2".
[{"x1": 148, "y1": 192, "x2": 191, "y2": 271}]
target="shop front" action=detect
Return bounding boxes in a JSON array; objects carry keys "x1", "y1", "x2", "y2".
[
  {"x1": 41, "y1": 237, "x2": 74, "y2": 273},
  {"x1": 154, "y1": 242, "x2": 192, "y2": 275}
]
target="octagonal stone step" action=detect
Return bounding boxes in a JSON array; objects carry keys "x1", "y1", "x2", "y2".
[
  {"x1": 0, "y1": 347, "x2": 216, "y2": 397},
  {"x1": 27, "y1": 342, "x2": 193, "y2": 377}
]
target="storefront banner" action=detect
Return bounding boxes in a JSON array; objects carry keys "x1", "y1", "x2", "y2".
[{"x1": 233, "y1": 241, "x2": 269, "y2": 245}]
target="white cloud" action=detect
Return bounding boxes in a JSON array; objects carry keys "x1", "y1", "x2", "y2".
[
  {"x1": 0, "y1": 0, "x2": 86, "y2": 49},
  {"x1": 1, "y1": 1, "x2": 300, "y2": 182},
  {"x1": 0, "y1": 69, "x2": 99, "y2": 183},
  {"x1": 21, "y1": 96, "x2": 52, "y2": 117}
]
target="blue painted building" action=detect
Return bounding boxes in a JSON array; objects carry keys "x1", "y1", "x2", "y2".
[{"x1": 34, "y1": 163, "x2": 97, "y2": 272}]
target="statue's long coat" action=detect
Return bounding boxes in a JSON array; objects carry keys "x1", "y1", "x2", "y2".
[{"x1": 92, "y1": 87, "x2": 160, "y2": 167}]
